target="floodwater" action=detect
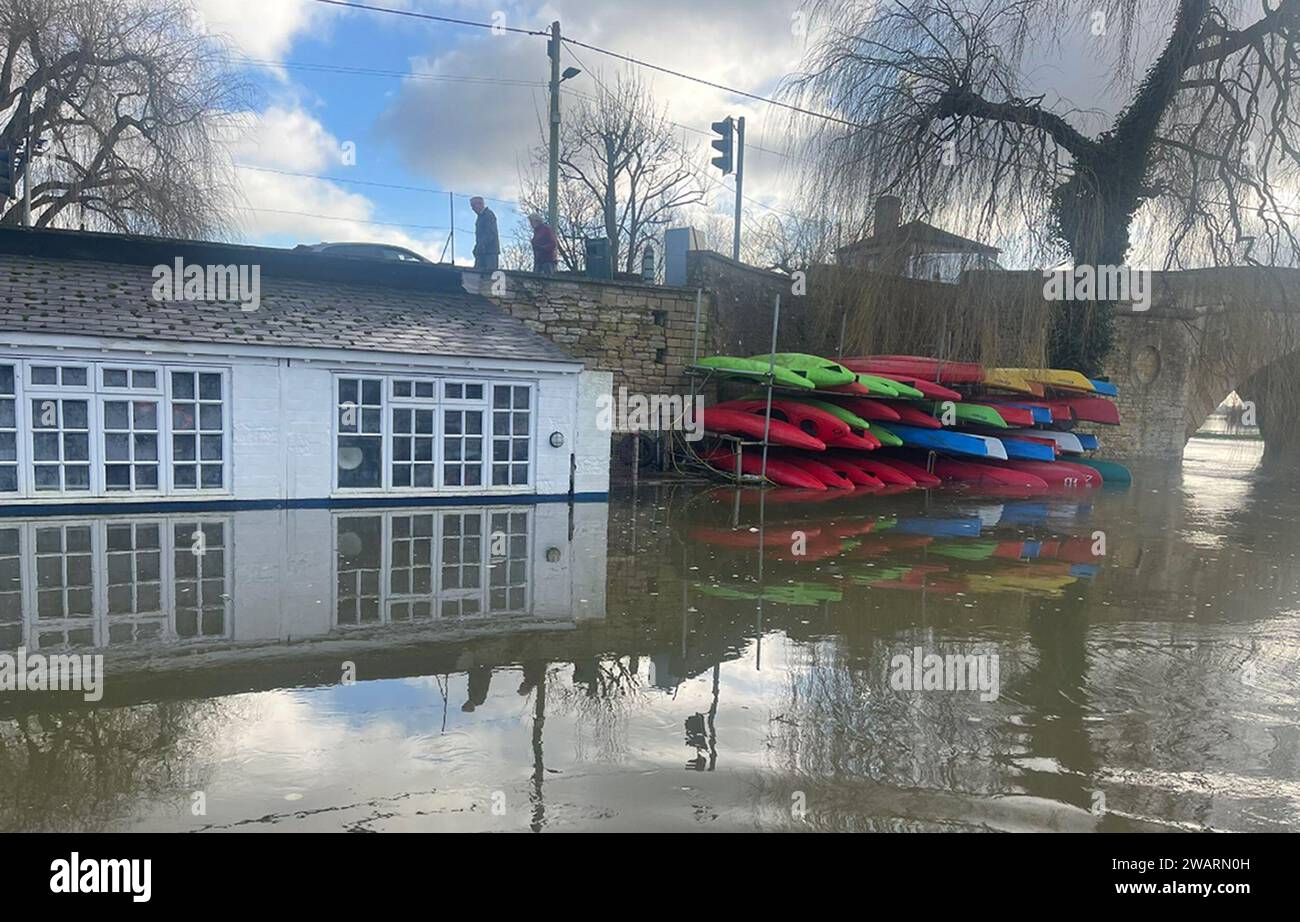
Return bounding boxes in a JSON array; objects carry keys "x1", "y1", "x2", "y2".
[{"x1": 2, "y1": 438, "x2": 1299, "y2": 832}]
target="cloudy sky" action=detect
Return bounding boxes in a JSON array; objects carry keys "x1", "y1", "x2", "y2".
[{"x1": 194, "y1": 0, "x2": 1156, "y2": 264}]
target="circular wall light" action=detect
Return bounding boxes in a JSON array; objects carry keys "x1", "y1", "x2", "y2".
[
  {"x1": 545, "y1": 547, "x2": 562, "y2": 563},
  {"x1": 549, "y1": 431, "x2": 565, "y2": 448}
]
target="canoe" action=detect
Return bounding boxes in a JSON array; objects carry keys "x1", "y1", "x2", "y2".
[
  {"x1": 1089, "y1": 379, "x2": 1119, "y2": 397},
  {"x1": 866, "y1": 375, "x2": 962, "y2": 401},
  {"x1": 967, "y1": 403, "x2": 1035, "y2": 426},
  {"x1": 861, "y1": 375, "x2": 925, "y2": 399},
  {"x1": 939, "y1": 402, "x2": 1008, "y2": 428},
  {"x1": 713, "y1": 399, "x2": 850, "y2": 444},
  {"x1": 701, "y1": 408, "x2": 827, "y2": 451},
  {"x1": 983, "y1": 401, "x2": 1054, "y2": 424},
  {"x1": 851, "y1": 374, "x2": 900, "y2": 397},
  {"x1": 882, "y1": 401, "x2": 943, "y2": 429},
  {"x1": 865, "y1": 457, "x2": 942, "y2": 487},
  {"x1": 820, "y1": 379, "x2": 873, "y2": 396},
  {"x1": 827, "y1": 397, "x2": 901, "y2": 422},
  {"x1": 985, "y1": 435, "x2": 1055, "y2": 461},
  {"x1": 1074, "y1": 433, "x2": 1100, "y2": 451},
  {"x1": 840, "y1": 457, "x2": 918, "y2": 487},
  {"x1": 1073, "y1": 458, "x2": 1132, "y2": 484},
  {"x1": 934, "y1": 459, "x2": 1050, "y2": 490},
  {"x1": 700, "y1": 446, "x2": 826, "y2": 489},
  {"x1": 992, "y1": 368, "x2": 1096, "y2": 392},
  {"x1": 749, "y1": 353, "x2": 857, "y2": 388},
  {"x1": 769, "y1": 452, "x2": 855, "y2": 489},
  {"x1": 782, "y1": 397, "x2": 874, "y2": 432},
  {"x1": 840, "y1": 355, "x2": 984, "y2": 384},
  {"x1": 818, "y1": 457, "x2": 886, "y2": 487},
  {"x1": 826, "y1": 431, "x2": 883, "y2": 450},
  {"x1": 695, "y1": 356, "x2": 814, "y2": 390},
  {"x1": 980, "y1": 369, "x2": 1044, "y2": 396},
  {"x1": 1000, "y1": 460, "x2": 1098, "y2": 488},
  {"x1": 1001, "y1": 429, "x2": 1084, "y2": 453},
  {"x1": 876, "y1": 424, "x2": 1005, "y2": 459},
  {"x1": 1057, "y1": 397, "x2": 1120, "y2": 425}
]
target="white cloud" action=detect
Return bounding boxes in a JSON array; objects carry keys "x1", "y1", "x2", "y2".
[{"x1": 192, "y1": 0, "x2": 324, "y2": 61}]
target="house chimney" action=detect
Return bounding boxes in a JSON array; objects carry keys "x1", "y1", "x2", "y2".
[{"x1": 874, "y1": 195, "x2": 902, "y2": 238}]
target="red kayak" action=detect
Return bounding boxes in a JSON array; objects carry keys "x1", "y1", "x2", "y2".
[
  {"x1": 882, "y1": 401, "x2": 943, "y2": 429},
  {"x1": 869, "y1": 457, "x2": 942, "y2": 487},
  {"x1": 818, "y1": 456, "x2": 885, "y2": 487},
  {"x1": 879, "y1": 376, "x2": 963, "y2": 401},
  {"x1": 839, "y1": 355, "x2": 984, "y2": 384},
  {"x1": 1000, "y1": 460, "x2": 1096, "y2": 488},
  {"x1": 825, "y1": 431, "x2": 881, "y2": 451},
  {"x1": 933, "y1": 459, "x2": 1049, "y2": 490},
  {"x1": 702, "y1": 408, "x2": 827, "y2": 451},
  {"x1": 844, "y1": 457, "x2": 919, "y2": 487},
  {"x1": 820, "y1": 380, "x2": 873, "y2": 396},
  {"x1": 769, "y1": 452, "x2": 855, "y2": 489},
  {"x1": 819, "y1": 454, "x2": 887, "y2": 487},
  {"x1": 971, "y1": 403, "x2": 1035, "y2": 426},
  {"x1": 712, "y1": 399, "x2": 850, "y2": 444},
  {"x1": 701, "y1": 447, "x2": 827, "y2": 490},
  {"x1": 827, "y1": 397, "x2": 901, "y2": 423},
  {"x1": 1057, "y1": 397, "x2": 1120, "y2": 426}
]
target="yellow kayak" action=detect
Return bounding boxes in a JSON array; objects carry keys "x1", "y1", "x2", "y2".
[
  {"x1": 981, "y1": 369, "x2": 1044, "y2": 396},
  {"x1": 988, "y1": 368, "x2": 1096, "y2": 393}
]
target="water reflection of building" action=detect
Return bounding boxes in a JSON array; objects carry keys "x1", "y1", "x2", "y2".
[{"x1": 0, "y1": 503, "x2": 607, "y2": 666}]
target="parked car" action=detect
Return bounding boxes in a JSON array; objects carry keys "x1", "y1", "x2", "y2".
[{"x1": 294, "y1": 242, "x2": 430, "y2": 263}]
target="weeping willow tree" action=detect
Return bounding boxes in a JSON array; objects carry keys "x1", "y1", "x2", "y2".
[
  {"x1": 789, "y1": 0, "x2": 1300, "y2": 376},
  {"x1": 0, "y1": 0, "x2": 245, "y2": 235}
]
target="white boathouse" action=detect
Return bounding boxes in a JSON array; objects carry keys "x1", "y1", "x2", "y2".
[{"x1": 0, "y1": 227, "x2": 611, "y2": 509}]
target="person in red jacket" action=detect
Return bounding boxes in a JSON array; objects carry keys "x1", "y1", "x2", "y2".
[{"x1": 528, "y1": 212, "x2": 558, "y2": 274}]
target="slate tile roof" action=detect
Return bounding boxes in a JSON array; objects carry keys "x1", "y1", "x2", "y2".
[{"x1": 0, "y1": 243, "x2": 575, "y2": 366}]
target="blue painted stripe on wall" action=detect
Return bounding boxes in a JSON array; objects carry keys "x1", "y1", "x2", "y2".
[{"x1": 0, "y1": 492, "x2": 609, "y2": 518}]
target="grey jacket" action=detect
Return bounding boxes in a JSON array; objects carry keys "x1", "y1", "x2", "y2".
[{"x1": 473, "y1": 207, "x2": 500, "y2": 258}]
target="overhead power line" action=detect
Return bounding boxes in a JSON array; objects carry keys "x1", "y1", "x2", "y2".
[{"x1": 307, "y1": 0, "x2": 546, "y2": 36}]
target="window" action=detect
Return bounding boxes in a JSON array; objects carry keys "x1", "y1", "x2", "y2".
[
  {"x1": 388, "y1": 513, "x2": 435, "y2": 622},
  {"x1": 336, "y1": 515, "x2": 382, "y2": 625},
  {"x1": 337, "y1": 377, "x2": 383, "y2": 489},
  {"x1": 173, "y1": 522, "x2": 229, "y2": 639},
  {"x1": 103, "y1": 399, "x2": 160, "y2": 492},
  {"x1": 488, "y1": 511, "x2": 530, "y2": 612},
  {"x1": 491, "y1": 385, "x2": 532, "y2": 486},
  {"x1": 442, "y1": 408, "x2": 484, "y2": 487},
  {"x1": 30, "y1": 397, "x2": 91, "y2": 492},
  {"x1": 171, "y1": 371, "x2": 226, "y2": 490},
  {"x1": 0, "y1": 365, "x2": 16, "y2": 493},
  {"x1": 0, "y1": 526, "x2": 21, "y2": 649},
  {"x1": 440, "y1": 512, "x2": 483, "y2": 617},
  {"x1": 33, "y1": 524, "x2": 95, "y2": 648},
  {"x1": 390, "y1": 378, "x2": 437, "y2": 489},
  {"x1": 105, "y1": 523, "x2": 165, "y2": 644}
]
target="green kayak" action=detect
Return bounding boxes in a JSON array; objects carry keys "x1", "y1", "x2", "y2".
[
  {"x1": 935, "y1": 401, "x2": 1008, "y2": 428},
  {"x1": 784, "y1": 396, "x2": 874, "y2": 432},
  {"x1": 864, "y1": 424, "x2": 905, "y2": 448},
  {"x1": 1073, "y1": 458, "x2": 1132, "y2": 486},
  {"x1": 864, "y1": 375, "x2": 925, "y2": 399},
  {"x1": 695, "y1": 355, "x2": 814, "y2": 390},
  {"x1": 750, "y1": 353, "x2": 857, "y2": 389}
]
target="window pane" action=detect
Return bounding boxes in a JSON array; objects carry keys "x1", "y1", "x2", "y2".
[
  {"x1": 104, "y1": 369, "x2": 129, "y2": 387},
  {"x1": 173, "y1": 372, "x2": 195, "y2": 399},
  {"x1": 104, "y1": 401, "x2": 130, "y2": 430},
  {"x1": 62, "y1": 367, "x2": 87, "y2": 387},
  {"x1": 338, "y1": 436, "x2": 382, "y2": 488},
  {"x1": 32, "y1": 366, "x2": 57, "y2": 385},
  {"x1": 199, "y1": 373, "x2": 222, "y2": 399},
  {"x1": 133, "y1": 370, "x2": 157, "y2": 389}
]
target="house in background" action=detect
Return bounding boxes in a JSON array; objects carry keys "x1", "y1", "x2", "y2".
[
  {"x1": 0, "y1": 227, "x2": 611, "y2": 509},
  {"x1": 836, "y1": 195, "x2": 1003, "y2": 283}
]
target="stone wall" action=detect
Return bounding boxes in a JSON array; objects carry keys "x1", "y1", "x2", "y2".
[{"x1": 463, "y1": 270, "x2": 706, "y2": 398}]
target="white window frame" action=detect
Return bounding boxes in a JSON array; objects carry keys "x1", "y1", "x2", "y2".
[
  {"x1": 331, "y1": 373, "x2": 536, "y2": 495},
  {"x1": 165, "y1": 367, "x2": 232, "y2": 495}
]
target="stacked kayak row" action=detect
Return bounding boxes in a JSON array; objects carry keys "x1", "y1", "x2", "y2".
[{"x1": 693, "y1": 352, "x2": 1131, "y2": 492}]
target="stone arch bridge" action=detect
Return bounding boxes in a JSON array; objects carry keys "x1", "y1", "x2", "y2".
[{"x1": 1104, "y1": 268, "x2": 1300, "y2": 460}]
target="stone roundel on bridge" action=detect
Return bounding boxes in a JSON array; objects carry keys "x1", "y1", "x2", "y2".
[{"x1": 1133, "y1": 344, "x2": 1161, "y2": 386}]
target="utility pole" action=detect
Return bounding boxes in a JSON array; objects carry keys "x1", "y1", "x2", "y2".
[
  {"x1": 732, "y1": 116, "x2": 745, "y2": 261},
  {"x1": 21, "y1": 90, "x2": 32, "y2": 227},
  {"x1": 547, "y1": 20, "x2": 561, "y2": 231}
]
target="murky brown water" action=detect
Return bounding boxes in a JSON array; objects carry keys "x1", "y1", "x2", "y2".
[{"x1": 2, "y1": 438, "x2": 1298, "y2": 832}]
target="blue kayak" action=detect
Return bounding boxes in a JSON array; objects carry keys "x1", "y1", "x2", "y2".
[
  {"x1": 1089, "y1": 379, "x2": 1119, "y2": 397},
  {"x1": 876, "y1": 423, "x2": 1004, "y2": 459},
  {"x1": 1074, "y1": 433, "x2": 1100, "y2": 451},
  {"x1": 996, "y1": 437, "x2": 1057, "y2": 461}
]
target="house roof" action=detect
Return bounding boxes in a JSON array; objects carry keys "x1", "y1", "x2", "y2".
[
  {"x1": 837, "y1": 220, "x2": 1001, "y2": 259},
  {"x1": 0, "y1": 226, "x2": 577, "y2": 366}
]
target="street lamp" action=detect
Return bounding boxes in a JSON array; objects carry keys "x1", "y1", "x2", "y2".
[{"x1": 547, "y1": 22, "x2": 582, "y2": 231}]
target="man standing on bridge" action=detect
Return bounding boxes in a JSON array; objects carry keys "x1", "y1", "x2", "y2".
[{"x1": 470, "y1": 196, "x2": 499, "y2": 272}]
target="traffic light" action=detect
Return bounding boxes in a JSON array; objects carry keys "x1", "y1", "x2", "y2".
[
  {"x1": 0, "y1": 149, "x2": 18, "y2": 200},
  {"x1": 710, "y1": 117, "x2": 733, "y2": 175}
]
